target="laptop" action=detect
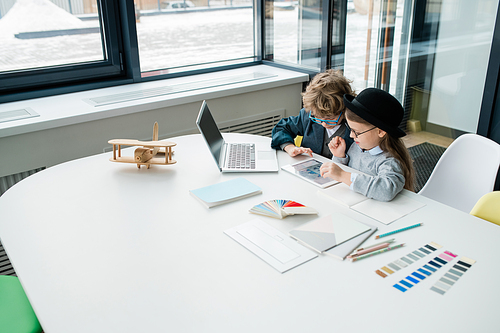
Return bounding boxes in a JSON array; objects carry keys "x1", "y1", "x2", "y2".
[{"x1": 196, "y1": 100, "x2": 279, "y2": 172}]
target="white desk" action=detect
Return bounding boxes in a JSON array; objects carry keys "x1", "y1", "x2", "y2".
[{"x1": 1, "y1": 133, "x2": 499, "y2": 332}]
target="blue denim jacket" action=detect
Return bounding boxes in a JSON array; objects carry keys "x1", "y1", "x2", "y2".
[{"x1": 271, "y1": 108, "x2": 353, "y2": 158}]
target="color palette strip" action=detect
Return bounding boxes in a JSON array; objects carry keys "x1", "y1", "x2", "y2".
[
  {"x1": 430, "y1": 256, "x2": 476, "y2": 295},
  {"x1": 375, "y1": 242, "x2": 442, "y2": 278},
  {"x1": 393, "y1": 250, "x2": 457, "y2": 292}
]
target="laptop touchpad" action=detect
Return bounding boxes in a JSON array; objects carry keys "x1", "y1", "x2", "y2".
[{"x1": 258, "y1": 151, "x2": 276, "y2": 160}]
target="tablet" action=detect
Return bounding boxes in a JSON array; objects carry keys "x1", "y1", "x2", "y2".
[{"x1": 281, "y1": 158, "x2": 339, "y2": 188}]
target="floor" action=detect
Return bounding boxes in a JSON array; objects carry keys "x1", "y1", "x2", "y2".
[{"x1": 403, "y1": 131, "x2": 454, "y2": 149}]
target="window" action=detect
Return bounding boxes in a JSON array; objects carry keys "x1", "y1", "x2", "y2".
[
  {"x1": 0, "y1": 0, "x2": 123, "y2": 99},
  {"x1": 1, "y1": 0, "x2": 499, "y2": 145},
  {"x1": 135, "y1": 0, "x2": 256, "y2": 76},
  {"x1": 264, "y1": 0, "x2": 346, "y2": 71},
  {"x1": 0, "y1": 0, "x2": 103, "y2": 72},
  {"x1": 0, "y1": 0, "x2": 264, "y2": 101},
  {"x1": 0, "y1": 0, "x2": 343, "y2": 102}
]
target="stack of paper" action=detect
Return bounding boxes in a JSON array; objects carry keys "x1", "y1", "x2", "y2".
[
  {"x1": 319, "y1": 184, "x2": 426, "y2": 225},
  {"x1": 318, "y1": 183, "x2": 369, "y2": 207},
  {"x1": 249, "y1": 200, "x2": 318, "y2": 219},
  {"x1": 190, "y1": 177, "x2": 262, "y2": 208},
  {"x1": 325, "y1": 223, "x2": 377, "y2": 260},
  {"x1": 224, "y1": 219, "x2": 318, "y2": 273},
  {"x1": 350, "y1": 195, "x2": 426, "y2": 224},
  {"x1": 289, "y1": 213, "x2": 371, "y2": 253}
]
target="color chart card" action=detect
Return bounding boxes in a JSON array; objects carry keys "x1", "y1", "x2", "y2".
[
  {"x1": 375, "y1": 242, "x2": 442, "y2": 278},
  {"x1": 392, "y1": 250, "x2": 457, "y2": 293},
  {"x1": 373, "y1": 241, "x2": 477, "y2": 295},
  {"x1": 430, "y1": 257, "x2": 476, "y2": 295}
]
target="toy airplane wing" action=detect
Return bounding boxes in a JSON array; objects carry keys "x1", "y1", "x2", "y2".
[{"x1": 108, "y1": 122, "x2": 177, "y2": 169}]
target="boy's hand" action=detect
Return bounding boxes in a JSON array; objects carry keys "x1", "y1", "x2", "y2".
[
  {"x1": 284, "y1": 144, "x2": 313, "y2": 157},
  {"x1": 328, "y1": 136, "x2": 346, "y2": 158},
  {"x1": 320, "y1": 162, "x2": 352, "y2": 185}
]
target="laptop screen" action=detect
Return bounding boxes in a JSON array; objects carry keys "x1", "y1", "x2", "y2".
[{"x1": 196, "y1": 101, "x2": 225, "y2": 166}]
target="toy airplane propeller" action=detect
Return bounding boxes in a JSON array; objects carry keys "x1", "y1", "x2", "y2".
[{"x1": 108, "y1": 122, "x2": 177, "y2": 169}]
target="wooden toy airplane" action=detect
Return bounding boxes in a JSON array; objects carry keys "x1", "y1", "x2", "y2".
[{"x1": 108, "y1": 122, "x2": 177, "y2": 169}]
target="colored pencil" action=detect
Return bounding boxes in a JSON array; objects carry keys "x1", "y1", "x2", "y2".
[
  {"x1": 375, "y1": 223, "x2": 423, "y2": 239},
  {"x1": 355, "y1": 238, "x2": 395, "y2": 252},
  {"x1": 350, "y1": 243, "x2": 405, "y2": 262},
  {"x1": 347, "y1": 243, "x2": 390, "y2": 259}
]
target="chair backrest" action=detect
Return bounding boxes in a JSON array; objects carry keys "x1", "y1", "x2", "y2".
[
  {"x1": 470, "y1": 191, "x2": 500, "y2": 225},
  {"x1": 418, "y1": 133, "x2": 500, "y2": 213},
  {"x1": 294, "y1": 135, "x2": 303, "y2": 147},
  {"x1": 0, "y1": 275, "x2": 43, "y2": 333}
]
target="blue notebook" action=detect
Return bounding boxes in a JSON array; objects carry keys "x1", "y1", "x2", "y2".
[{"x1": 189, "y1": 177, "x2": 262, "y2": 208}]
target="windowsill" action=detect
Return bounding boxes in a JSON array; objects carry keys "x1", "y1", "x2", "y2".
[{"x1": 0, "y1": 65, "x2": 309, "y2": 139}]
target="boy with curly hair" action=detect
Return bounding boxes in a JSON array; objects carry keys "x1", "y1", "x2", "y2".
[{"x1": 271, "y1": 69, "x2": 355, "y2": 158}]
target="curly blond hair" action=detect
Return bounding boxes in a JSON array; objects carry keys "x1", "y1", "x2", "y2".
[{"x1": 302, "y1": 69, "x2": 355, "y2": 118}]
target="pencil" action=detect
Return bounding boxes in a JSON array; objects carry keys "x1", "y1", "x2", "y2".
[
  {"x1": 355, "y1": 238, "x2": 395, "y2": 252},
  {"x1": 347, "y1": 243, "x2": 390, "y2": 259},
  {"x1": 375, "y1": 223, "x2": 423, "y2": 239},
  {"x1": 350, "y1": 243, "x2": 405, "y2": 262}
]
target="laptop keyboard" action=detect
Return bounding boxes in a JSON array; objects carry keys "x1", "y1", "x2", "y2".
[{"x1": 227, "y1": 143, "x2": 256, "y2": 169}]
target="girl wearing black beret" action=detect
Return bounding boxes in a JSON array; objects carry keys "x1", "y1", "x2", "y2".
[{"x1": 320, "y1": 88, "x2": 415, "y2": 201}]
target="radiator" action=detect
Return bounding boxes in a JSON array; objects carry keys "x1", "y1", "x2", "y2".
[
  {"x1": 218, "y1": 109, "x2": 285, "y2": 138},
  {"x1": 0, "y1": 240, "x2": 15, "y2": 276},
  {"x1": 0, "y1": 169, "x2": 45, "y2": 275},
  {"x1": 0, "y1": 167, "x2": 45, "y2": 197}
]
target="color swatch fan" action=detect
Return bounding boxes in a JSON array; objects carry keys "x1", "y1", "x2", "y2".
[{"x1": 249, "y1": 200, "x2": 318, "y2": 219}]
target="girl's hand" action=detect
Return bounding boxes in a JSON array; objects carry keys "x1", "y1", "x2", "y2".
[
  {"x1": 320, "y1": 162, "x2": 352, "y2": 185},
  {"x1": 284, "y1": 144, "x2": 313, "y2": 157},
  {"x1": 328, "y1": 137, "x2": 346, "y2": 158}
]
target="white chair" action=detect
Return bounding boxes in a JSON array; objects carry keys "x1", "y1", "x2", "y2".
[{"x1": 418, "y1": 133, "x2": 500, "y2": 213}]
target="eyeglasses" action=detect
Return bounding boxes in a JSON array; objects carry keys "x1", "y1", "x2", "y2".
[
  {"x1": 309, "y1": 111, "x2": 342, "y2": 126},
  {"x1": 346, "y1": 124, "x2": 377, "y2": 138}
]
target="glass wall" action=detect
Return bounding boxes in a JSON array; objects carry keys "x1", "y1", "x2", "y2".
[
  {"x1": 341, "y1": 0, "x2": 499, "y2": 191},
  {"x1": 344, "y1": 0, "x2": 408, "y2": 96},
  {"x1": 344, "y1": 0, "x2": 498, "y2": 140},
  {"x1": 265, "y1": 0, "x2": 315, "y2": 67},
  {"x1": 264, "y1": 0, "x2": 346, "y2": 71},
  {"x1": 425, "y1": 0, "x2": 498, "y2": 136}
]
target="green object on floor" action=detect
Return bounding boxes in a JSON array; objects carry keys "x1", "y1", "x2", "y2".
[{"x1": 0, "y1": 275, "x2": 42, "y2": 333}]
